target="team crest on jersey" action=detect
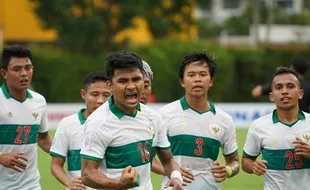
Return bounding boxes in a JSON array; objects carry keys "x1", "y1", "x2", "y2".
[
  {"x1": 209, "y1": 124, "x2": 221, "y2": 136},
  {"x1": 8, "y1": 112, "x2": 12, "y2": 117},
  {"x1": 31, "y1": 111, "x2": 39, "y2": 120},
  {"x1": 301, "y1": 131, "x2": 310, "y2": 145}
]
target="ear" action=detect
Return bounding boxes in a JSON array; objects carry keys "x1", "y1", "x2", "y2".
[
  {"x1": 0, "y1": 69, "x2": 7, "y2": 80},
  {"x1": 80, "y1": 89, "x2": 86, "y2": 100},
  {"x1": 269, "y1": 91, "x2": 274, "y2": 102},
  {"x1": 299, "y1": 89, "x2": 304, "y2": 100},
  {"x1": 209, "y1": 77, "x2": 214, "y2": 87},
  {"x1": 179, "y1": 78, "x2": 185, "y2": 88}
]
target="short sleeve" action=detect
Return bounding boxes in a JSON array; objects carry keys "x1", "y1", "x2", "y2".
[
  {"x1": 80, "y1": 119, "x2": 112, "y2": 162},
  {"x1": 221, "y1": 119, "x2": 238, "y2": 156},
  {"x1": 39, "y1": 104, "x2": 49, "y2": 133},
  {"x1": 154, "y1": 115, "x2": 170, "y2": 149},
  {"x1": 49, "y1": 119, "x2": 69, "y2": 159},
  {"x1": 243, "y1": 123, "x2": 262, "y2": 157}
]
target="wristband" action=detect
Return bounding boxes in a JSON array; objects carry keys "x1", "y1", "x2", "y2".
[
  {"x1": 225, "y1": 166, "x2": 233, "y2": 178},
  {"x1": 170, "y1": 170, "x2": 183, "y2": 184}
]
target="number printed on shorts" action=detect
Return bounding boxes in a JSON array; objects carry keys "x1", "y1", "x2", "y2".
[
  {"x1": 285, "y1": 151, "x2": 303, "y2": 169},
  {"x1": 138, "y1": 141, "x2": 150, "y2": 163},
  {"x1": 14, "y1": 126, "x2": 31, "y2": 144},
  {"x1": 194, "y1": 138, "x2": 204, "y2": 156}
]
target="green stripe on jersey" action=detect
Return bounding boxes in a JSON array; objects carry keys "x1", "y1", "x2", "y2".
[
  {"x1": 262, "y1": 148, "x2": 310, "y2": 170},
  {"x1": 168, "y1": 135, "x2": 221, "y2": 160},
  {"x1": 106, "y1": 139, "x2": 152, "y2": 168},
  {"x1": 67, "y1": 149, "x2": 81, "y2": 171},
  {"x1": 0, "y1": 124, "x2": 40, "y2": 144}
]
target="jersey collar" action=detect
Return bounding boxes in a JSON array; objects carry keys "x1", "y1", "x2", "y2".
[
  {"x1": 108, "y1": 96, "x2": 141, "y2": 119},
  {"x1": 1, "y1": 83, "x2": 33, "y2": 102},
  {"x1": 272, "y1": 109, "x2": 305, "y2": 127},
  {"x1": 78, "y1": 109, "x2": 87, "y2": 124},
  {"x1": 180, "y1": 96, "x2": 216, "y2": 115}
]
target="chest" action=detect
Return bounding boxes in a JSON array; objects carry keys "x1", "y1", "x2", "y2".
[
  {"x1": 261, "y1": 123, "x2": 310, "y2": 149},
  {"x1": 166, "y1": 111, "x2": 225, "y2": 142},
  {"x1": 0, "y1": 99, "x2": 44, "y2": 125}
]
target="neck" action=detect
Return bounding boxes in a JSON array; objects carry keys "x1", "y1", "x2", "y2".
[
  {"x1": 83, "y1": 109, "x2": 91, "y2": 119},
  {"x1": 114, "y1": 99, "x2": 137, "y2": 115},
  {"x1": 276, "y1": 107, "x2": 299, "y2": 124},
  {"x1": 185, "y1": 93, "x2": 210, "y2": 112},
  {"x1": 6, "y1": 84, "x2": 27, "y2": 101}
]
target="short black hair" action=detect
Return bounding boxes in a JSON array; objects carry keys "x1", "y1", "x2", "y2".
[
  {"x1": 84, "y1": 71, "x2": 109, "y2": 89},
  {"x1": 1, "y1": 45, "x2": 32, "y2": 70},
  {"x1": 291, "y1": 56, "x2": 309, "y2": 75},
  {"x1": 179, "y1": 50, "x2": 216, "y2": 80},
  {"x1": 272, "y1": 66, "x2": 300, "y2": 87},
  {"x1": 105, "y1": 51, "x2": 143, "y2": 80}
]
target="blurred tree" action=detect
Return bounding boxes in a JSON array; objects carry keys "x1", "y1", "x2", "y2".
[
  {"x1": 30, "y1": 0, "x2": 196, "y2": 53},
  {"x1": 30, "y1": 0, "x2": 142, "y2": 53}
]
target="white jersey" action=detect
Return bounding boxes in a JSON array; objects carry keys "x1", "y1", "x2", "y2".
[
  {"x1": 80, "y1": 97, "x2": 170, "y2": 190},
  {"x1": 50, "y1": 109, "x2": 94, "y2": 190},
  {"x1": 160, "y1": 97, "x2": 238, "y2": 190},
  {"x1": 0, "y1": 84, "x2": 49, "y2": 190},
  {"x1": 244, "y1": 110, "x2": 310, "y2": 190}
]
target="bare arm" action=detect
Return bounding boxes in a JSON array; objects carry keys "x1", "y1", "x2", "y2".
[
  {"x1": 151, "y1": 157, "x2": 165, "y2": 175},
  {"x1": 156, "y1": 148, "x2": 180, "y2": 177},
  {"x1": 37, "y1": 132, "x2": 52, "y2": 153},
  {"x1": 242, "y1": 155, "x2": 256, "y2": 174},
  {"x1": 242, "y1": 154, "x2": 267, "y2": 176},
  {"x1": 224, "y1": 152, "x2": 239, "y2": 177},
  {"x1": 81, "y1": 158, "x2": 122, "y2": 189},
  {"x1": 51, "y1": 156, "x2": 71, "y2": 187}
]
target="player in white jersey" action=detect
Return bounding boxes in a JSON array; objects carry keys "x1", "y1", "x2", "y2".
[
  {"x1": 0, "y1": 45, "x2": 52, "y2": 190},
  {"x1": 80, "y1": 51, "x2": 183, "y2": 189},
  {"x1": 50, "y1": 71, "x2": 111, "y2": 190},
  {"x1": 242, "y1": 67, "x2": 310, "y2": 190},
  {"x1": 155, "y1": 50, "x2": 239, "y2": 189}
]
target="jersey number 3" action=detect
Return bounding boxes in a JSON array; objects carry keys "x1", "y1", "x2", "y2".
[
  {"x1": 14, "y1": 126, "x2": 31, "y2": 144},
  {"x1": 285, "y1": 151, "x2": 303, "y2": 169},
  {"x1": 194, "y1": 138, "x2": 204, "y2": 156}
]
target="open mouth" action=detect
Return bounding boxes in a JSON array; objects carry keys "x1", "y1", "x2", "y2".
[
  {"x1": 280, "y1": 97, "x2": 291, "y2": 103},
  {"x1": 20, "y1": 79, "x2": 29, "y2": 85},
  {"x1": 125, "y1": 93, "x2": 138, "y2": 104}
]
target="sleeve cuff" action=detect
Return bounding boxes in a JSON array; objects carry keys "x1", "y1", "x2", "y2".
[
  {"x1": 243, "y1": 150, "x2": 259, "y2": 159},
  {"x1": 80, "y1": 154, "x2": 102, "y2": 162},
  {"x1": 50, "y1": 151, "x2": 66, "y2": 159}
]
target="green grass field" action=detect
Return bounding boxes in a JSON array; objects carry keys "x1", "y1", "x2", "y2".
[{"x1": 38, "y1": 129, "x2": 263, "y2": 190}]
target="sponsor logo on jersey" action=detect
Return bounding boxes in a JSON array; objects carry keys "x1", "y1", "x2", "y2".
[{"x1": 209, "y1": 124, "x2": 220, "y2": 136}]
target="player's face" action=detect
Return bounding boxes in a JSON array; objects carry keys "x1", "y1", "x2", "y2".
[
  {"x1": 270, "y1": 73, "x2": 303, "y2": 110},
  {"x1": 140, "y1": 75, "x2": 152, "y2": 104},
  {"x1": 180, "y1": 61, "x2": 213, "y2": 98},
  {"x1": 111, "y1": 68, "x2": 144, "y2": 113},
  {"x1": 81, "y1": 81, "x2": 111, "y2": 114},
  {"x1": 0, "y1": 57, "x2": 33, "y2": 91}
]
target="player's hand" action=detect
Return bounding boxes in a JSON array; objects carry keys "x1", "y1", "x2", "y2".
[
  {"x1": 120, "y1": 166, "x2": 138, "y2": 188},
  {"x1": 252, "y1": 160, "x2": 267, "y2": 176},
  {"x1": 180, "y1": 167, "x2": 194, "y2": 183},
  {"x1": 210, "y1": 161, "x2": 227, "y2": 183},
  {"x1": 164, "y1": 178, "x2": 182, "y2": 190},
  {"x1": 0, "y1": 152, "x2": 28, "y2": 172},
  {"x1": 67, "y1": 176, "x2": 86, "y2": 190},
  {"x1": 293, "y1": 137, "x2": 310, "y2": 158},
  {"x1": 252, "y1": 85, "x2": 263, "y2": 97}
]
